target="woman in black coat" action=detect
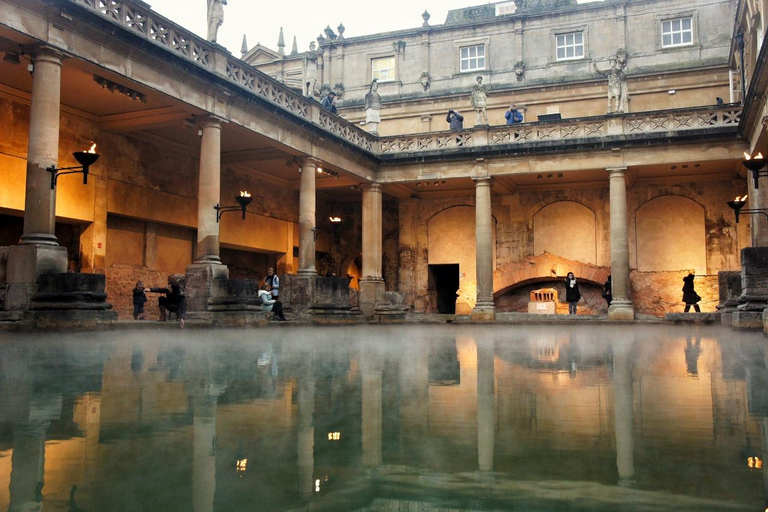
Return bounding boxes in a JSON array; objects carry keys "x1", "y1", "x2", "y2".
[
  {"x1": 564, "y1": 272, "x2": 581, "y2": 315},
  {"x1": 682, "y1": 272, "x2": 701, "y2": 312}
]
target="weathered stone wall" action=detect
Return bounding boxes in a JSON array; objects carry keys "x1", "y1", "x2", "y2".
[{"x1": 397, "y1": 178, "x2": 746, "y2": 316}]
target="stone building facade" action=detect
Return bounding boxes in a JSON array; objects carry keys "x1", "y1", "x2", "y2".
[{"x1": 0, "y1": 0, "x2": 762, "y2": 321}]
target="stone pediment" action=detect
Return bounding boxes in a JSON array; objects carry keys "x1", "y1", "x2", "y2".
[{"x1": 242, "y1": 44, "x2": 282, "y2": 65}]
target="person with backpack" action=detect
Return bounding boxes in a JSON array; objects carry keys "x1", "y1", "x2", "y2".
[{"x1": 505, "y1": 103, "x2": 524, "y2": 125}]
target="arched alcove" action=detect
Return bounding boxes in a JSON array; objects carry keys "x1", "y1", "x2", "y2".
[
  {"x1": 428, "y1": 206, "x2": 497, "y2": 313},
  {"x1": 635, "y1": 195, "x2": 706, "y2": 272},
  {"x1": 533, "y1": 201, "x2": 597, "y2": 264}
]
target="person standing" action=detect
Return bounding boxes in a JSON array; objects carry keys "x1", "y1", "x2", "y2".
[
  {"x1": 682, "y1": 272, "x2": 701, "y2": 312},
  {"x1": 564, "y1": 272, "x2": 581, "y2": 315},
  {"x1": 504, "y1": 103, "x2": 524, "y2": 125},
  {"x1": 602, "y1": 275, "x2": 612, "y2": 307},
  {"x1": 265, "y1": 267, "x2": 280, "y2": 298},
  {"x1": 446, "y1": 110, "x2": 464, "y2": 130},
  {"x1": 132, "y1": 281, "x2": 147, "y2": 320},
  {"x1": 321, "y1": 91, "x2": 337, "y2": 113}
]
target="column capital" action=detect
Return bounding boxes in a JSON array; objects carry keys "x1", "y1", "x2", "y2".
[
  {"x1": 473, "y1": 177, "x2": 494, "y2": 186},
  {"x1": 362, "y1": 182, "x2": 382, "y2": 193},
  {"x1": 23, "y1": 44, "x2": 65, "y2": 63},
  {"x1": 296, "y1": 156, "x2": 320, "y2": 169},
  {"x1": 606, "y1": 166, "x2": 628, "y2": 176},
  {"x1": 199, "y1": 115, "x2": 225, "y2": 129}
]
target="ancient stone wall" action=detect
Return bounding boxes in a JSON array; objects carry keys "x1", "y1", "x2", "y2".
[{"x1": 396, "y1": 178, "x2": 746, "y2": 316}]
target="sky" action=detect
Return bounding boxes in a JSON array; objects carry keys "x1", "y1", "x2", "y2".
[{"x1": 147, "y1": 0, "x2": 600, "y2": 57}]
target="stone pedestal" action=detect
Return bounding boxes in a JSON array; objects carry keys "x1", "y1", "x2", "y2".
[
  {"x1": 716, "y1": 270, "x2": 742, "y2": 326},
  {"x1": 5, "y1": 244, "x2": 67, "y2": 310},
  {"x1": 26, "y1": 273, "x2": 116, "y2": 328},
  {"x1": 206, "y1": 278, "x2": 268, "y2": 326},
  {"x1": 359, "y1": 278, "x2": 384, "y2": 317},
  {"x1": 733, "y1": 247, "x2": 768, "y2": 330},
  {"x1": 282, "y1": 275, "x2": 360, "y2": 323},
  {"x1": 185, "y1": 263, "x2": 229, "y2": 314}
]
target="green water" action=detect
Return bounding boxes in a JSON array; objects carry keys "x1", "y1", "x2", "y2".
[{"x1": 0, "y1": 324, "x2": 766, "y2": 511}]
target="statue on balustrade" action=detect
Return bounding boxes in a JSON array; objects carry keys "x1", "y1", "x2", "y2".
[
  {"x1": 207, "y1": 0, "x2": 227, "y2": 43},
  {"x1": 593, "y1": 57, "x2": 627, "y2": 113},
  {"x1": 470, "y1": 76, "x2": 489, "y2": 126},
  {"x1": 303, "y1": 52, "x2": 318, "y2": 98},
  {"x1": 364, "y1": 79, "x2": 382, "y2": 135}
]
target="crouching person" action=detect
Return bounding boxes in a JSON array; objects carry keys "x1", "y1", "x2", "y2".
[
  {"x1": 258, "y1": 284, "x2": 286, "y2": 321},
  {"x1": 148, "y1": 277, "x2": 187, "y2": 327}
]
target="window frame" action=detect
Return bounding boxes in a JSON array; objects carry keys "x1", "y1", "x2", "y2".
[
  {"x1": 660, "y1": 16, "x2": 693, "y2": 48},
  {"x1": 370, "y1": 55, "x2": 396, "y2": 82},
  {"x1": 555, "y1": 31, "x2": 585, "y2": 61},
  {"x1": 453, "y1": 37, "x2": 490, "y2": 74},
  {"x1": 459, "y1": 44, "x2": 487, "y2": 72},
  {"x1": 655, "y1": 11, "x2": 698, "y2": 51}
]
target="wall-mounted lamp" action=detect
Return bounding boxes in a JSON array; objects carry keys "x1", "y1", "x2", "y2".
[
  {"x1": 47, "y1": 144, "x2": 99, "y2": 189},
  {"x1": 727, "y1": 195, "x2": 768, "y2": 223},
  {"x1": 215, "y1": 191, "x2": 253, "y2": 222},
  {"x1": 329, "y1": 203, "x2": 342, "y2": 224},
  {"x1": 743, "y1": 152, "x2": 767, "y2": 189}
]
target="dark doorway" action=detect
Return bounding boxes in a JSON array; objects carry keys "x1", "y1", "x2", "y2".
[{"x1": 428, "y1": 264, "x2": 460, "y2": 314}]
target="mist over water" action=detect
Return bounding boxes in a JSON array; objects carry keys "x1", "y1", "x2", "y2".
[{"x1": 0, "y1": 324, "x2": 766, "y2": 511}]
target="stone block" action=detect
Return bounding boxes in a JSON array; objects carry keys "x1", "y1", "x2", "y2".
[
  {"x1": 733, "y1": 310, "x2": 765, "y2": 330},
  {"x1": 5, "y1": 244, "x2": 68, "y2": 310},
  {"x1": 185, "y1": 263, "x2": 229, "y2": 312},
  {"x1": 528, "y1": 301, "x2": 556, "y2": 314},
  {"x1": 665, "y1": 312, "x2": 720, "y2": 324},
  {"x1": 32, "y1": 273, "x2": 113, "y2": 311},
  {"x1": 359, "y1": 278, "x2": 384, "y2": 316},
  {"x1": 471, "y1": 307, "x2": 495, "y2": 322},
  {"x1": 25, "y1": 309, "x2": 118, "y2": 329},
  {"x1": 208, "y1": 279, "x2": 263, "y2": 311}
]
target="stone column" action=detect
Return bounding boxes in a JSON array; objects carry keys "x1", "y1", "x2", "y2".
[
  {"x1": 195, "y1": 116, "x2": 224, "y2": 264},
  {"x1": 359, "y1": 183, "x2": 384, "y2": 316},
  {"x1": 298, "y1": 158, "x2": 318, "y2": 276},
  {"x1": 192, "y1": 396, "x2": 217, "y2": 512},
  {"x1": 21, "y1": 47, "x2": 63, "y2": 246},
  {"x1": 472, "y1": 178, "x2": 495, "y2": 321},
  {"x1": 5, "y1": 47, "x2": 68, "y2": 309},
  {"x1": 477, "y1": 336, "x2": 495, "y2": 471},
  {"x1": 297, "y1": 368, "x2": 315, "y2": 499},
  {"x1": 607, "y1": 167, "x2": 635, "y2": 320},
  {"x1": 361, "y1": 356, "x2": 383, "y2": 467},
  {"x1": 613, "y1": 339, "x2": 635, "y2": 486},
  {"x1": 751, "y1": 121, "x2": 768, "y2": 247},
  {"x1": 185, "y1": 117, "x2": 228, "y2": 315},
  {"x1": 9, "y1": 422, "x2": 48, "y2": 512}
]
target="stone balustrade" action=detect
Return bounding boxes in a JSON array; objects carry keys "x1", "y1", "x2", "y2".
[
  {"x1": 72, "y1": 0, "x2": 740, "y2": 159},
  {"x1": 379, "y1": 105, "x2": 742, "y2": 156}
]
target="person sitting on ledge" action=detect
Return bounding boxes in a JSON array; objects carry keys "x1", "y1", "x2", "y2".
[
  {"x1": 258, "y1": 284, "x2": 287, "y2": 321},
  {"x1": 148, "y1": 278, "x2": 187, "y2": 327}
]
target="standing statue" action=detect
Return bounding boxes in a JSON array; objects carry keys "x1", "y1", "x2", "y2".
[
  {"x1": 470, "y1": 76, "x2": 489, "y2": 126},
  {"x1": 206, "y1": 0, "x2": 227, "y2": 43},
  {"x1": 593, "y1": 58, "x2": 627, "y2": 113},
  {"x1": 364, "y1": 79, "x2": 382, "y2": 135},
  {"x1": 303, "y1": 54, "x2": 318, "y2": 97}
]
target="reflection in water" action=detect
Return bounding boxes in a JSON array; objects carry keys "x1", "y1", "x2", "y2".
[{"x1": 0, "y1": 326, "x2": 766, "y2": 511}]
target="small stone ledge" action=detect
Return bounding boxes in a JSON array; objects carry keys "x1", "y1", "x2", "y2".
[{"x1": 664, "y1": 312, "x2": 721, "y2": 324}]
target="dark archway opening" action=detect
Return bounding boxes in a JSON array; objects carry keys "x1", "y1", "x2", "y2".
[{"x1": 428, "y1": 264, "x2": 459, "y2": 314}]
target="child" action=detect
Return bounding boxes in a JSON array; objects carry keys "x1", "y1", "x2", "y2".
[{"x1": 132, "y1": 281, "x2": 147, "y2": 320}]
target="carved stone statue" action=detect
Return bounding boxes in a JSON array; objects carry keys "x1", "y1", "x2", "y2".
[
  {"x1": 303, "y1": 54, "x2": 318, "y2": 97},
  {"x1": 364, "y1": 79, "x2": 382, "y2": 135},
  {"x1": 207, "y1": 0, "x2": 227, "y2": 43},
  {"x1": 420, "y1": 71, "x2": 431, "y2": 92},
  {"x1": 593, "y1": 58, "x2": 627, "y2": 113},
  {"x1": 470, "y1": 76, "x2": 489, "y2": 126}
]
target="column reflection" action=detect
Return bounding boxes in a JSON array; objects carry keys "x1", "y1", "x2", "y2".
[{"x1": 613, "y1": 337, "x2": 635, "y2": 487}]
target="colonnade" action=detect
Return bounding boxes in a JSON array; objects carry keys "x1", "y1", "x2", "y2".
[{"x1": 8, "y1": 46, "x2": 640, "y2": 320}]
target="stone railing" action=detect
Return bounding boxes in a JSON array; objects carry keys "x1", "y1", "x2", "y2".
[
  {"x1": 379, "y1": 105, "x2": 742, "y2": 156},
  {"x1": 72, "y1": 0, "x2": 376, "y2": 152}
]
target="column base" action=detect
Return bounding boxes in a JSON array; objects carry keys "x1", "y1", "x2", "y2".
[
  {"x1": 5, "y1": 244, "x2": 68, "y2": 310},
  {"x1": 359, "y1": 278, "x2": 384, "y2": 317},
  {"x1": 471, "y1": 303, "x2": 496, "y2": 322},
  {"x1": 297, "y1": 269, "x2": 318, "y2": 276},
  {"x1": 185, "y1": 262, "x2": 229, "y2": 313},
  {"x1": 608, "y1": 299, "x2": 635, "y2": 321},
  {"x1": 19, "y1": 233, "x2": 59, "y2": 246},
  {"x1": 194, "y1": 255, "x2": 223, "y2": 265}
]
